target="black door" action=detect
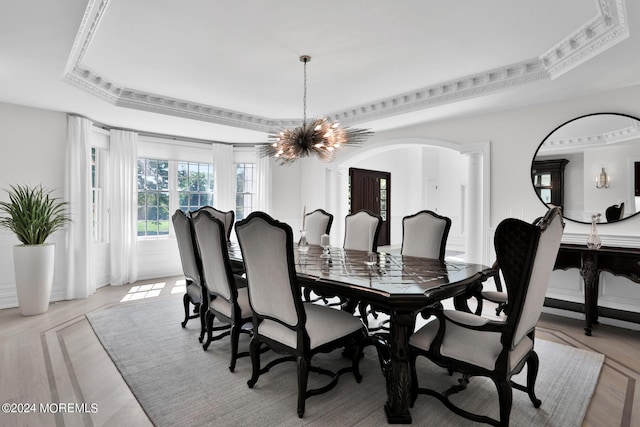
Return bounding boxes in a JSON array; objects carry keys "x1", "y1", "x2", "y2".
[{"x1": 349, "y1": 167, "x2": 390, "y2": 246}]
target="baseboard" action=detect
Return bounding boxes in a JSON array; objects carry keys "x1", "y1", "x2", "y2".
[{"x1": 544, "y1": 297, "x2": 640, "y2": 332}]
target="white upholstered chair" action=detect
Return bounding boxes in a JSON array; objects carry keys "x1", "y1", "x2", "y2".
[
  {"x1": 364, "y1": 210, "x2": 452, "y2": 329},
  {"x1": 236, "y1": 211, "x2": 367, "y2": 418},
  {"x1": 303, "y1": 208, "x2": 333, "y2": 245},
  {"x1": 171, "y1": 209, "x2": 203, "y2": 330},
  {"x1": 401, "y1": 210, "x2": 451, "y2": 260},
  {"x1": 409, "y1": 207, "x2": 564, "y2": 426},
  {"x1": 192, "y1": 205, "x2": 235, "y2": 241},
  {"x1": 343, "y1": 209, "x2": 382, "y2": 252},
  {"x1": 301, "y1": 208, "x2": 334, "y2": 303},
  {"x1": 192, "y1": 211, "x2": 252, "y2": 372},
  {"x1": 192, "y1": 206, "x2": 244, "y2": 275}
]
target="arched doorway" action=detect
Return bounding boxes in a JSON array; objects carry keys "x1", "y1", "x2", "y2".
[{"x1": 326, "y1": 137, "x2": 490, "y2": 264}]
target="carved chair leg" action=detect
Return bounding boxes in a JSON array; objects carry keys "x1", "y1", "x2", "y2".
[
  {"x1": 247, "y1": 337, "x2": 261, "y2": 388},
  {"x1": 297, "y1": 356, "x2": 310, "y2": 418},
  {"x1": 229, "y1": 324, "x2": 240, "y2": 372},
  {"x1": 525, "y1": 351, "x2": 542, "y2": 407},
  {"x1": 494, "y1": 379, "x2": 513, "y2": 427},
  {"x1": 351, "y1": 339, "x2": 364, "y2": 383},
  {"x1": 198, "y1": 301, "x2": 207, "y2": 343},
  {"x1": 181, "y1": 294, "x2": 190, "y2": 328},
  {"x1": 202, "y1": 311, "x2": 214, "y2": 351}
]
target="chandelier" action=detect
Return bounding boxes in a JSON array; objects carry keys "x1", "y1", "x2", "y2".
[{"x1": 261, "y1": 55, "x2": 373, "y2": 165}]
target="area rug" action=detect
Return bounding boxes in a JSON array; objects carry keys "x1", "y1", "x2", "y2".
[{"x1": 87, "y1": 296, "x2": 604, "y2": 426}]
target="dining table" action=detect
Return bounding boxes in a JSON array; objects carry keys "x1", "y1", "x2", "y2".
[{"x1": 228, "y1": 242, "x2": 492, "y2": 424}]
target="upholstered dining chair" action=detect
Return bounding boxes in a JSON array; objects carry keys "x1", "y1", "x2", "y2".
[
  {"x1": 192, "y1": 206, "x2": 244, "y2": 276},
  {"x1": 343, "y1": 209, "x2": 382, "y2": 252},
  {"x1": 303, "y1": 208, "x2": 334, "y2": 245},
  {"x1": 172, "y1": 210, "x2": 204, "y2": 330},
  {"x1": 363, "y1": 210, "x2": 452, "y2": 329},
  {"x1": 236, "y1": 211, "x2": 368, "y2": 418},
  {"x1": 302, "y1": 208, "x2": 334, "y2": 303},
  {"x1": 192, "y1": 205, "x2": 235, "y2": 241},
  {"x1": 408, "y1": 207, "x2": 564, "y2": 427},
  {"x1": 192, "y1": 211, "x2": 252, "y2": 372},
  {"x1": 342, "y1": 210, "x2": 383, "y2": 322},
  {"x1": 401, "y1": 210, "x2": 451, "y2": 259}
]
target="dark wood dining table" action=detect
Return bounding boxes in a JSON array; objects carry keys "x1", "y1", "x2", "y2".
[{"x1": 229, "y1": 242, "x2": 492, "y2": 424}]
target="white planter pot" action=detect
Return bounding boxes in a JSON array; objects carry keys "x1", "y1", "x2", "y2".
[{"x1": 14, "y1": 244, "x2": 55, "y2": 316}]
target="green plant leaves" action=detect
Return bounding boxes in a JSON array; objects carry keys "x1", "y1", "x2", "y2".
[{"x1": 0, "y1": 184, "x2": 71, "y2": 245}]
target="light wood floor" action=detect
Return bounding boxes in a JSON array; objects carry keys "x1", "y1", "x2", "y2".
[{"x1": 1, "y1": 276, "x2": 638, "y2": 426}]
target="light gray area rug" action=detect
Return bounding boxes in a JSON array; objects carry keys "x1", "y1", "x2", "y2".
[{"x1": 87, "y1": 297, "x2": 604, "y2": 427}]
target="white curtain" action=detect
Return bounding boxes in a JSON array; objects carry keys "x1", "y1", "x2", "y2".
[
  {"x1": 255, "y1": 146, "x2": 272, "y2": 213},
  {"x1": 110, "y1": 129, "x2": 138, "y2": 285},
  {"x1": 65, "y1": 115, "x2": 96, "y2": 299},
  {"x1": 212, "y1": 143, "x2": 235, "y2": 212}
]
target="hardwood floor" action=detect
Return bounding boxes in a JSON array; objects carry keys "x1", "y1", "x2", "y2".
[{"x1": 1, "y1": 276, "x2": 638, "y2": 426}]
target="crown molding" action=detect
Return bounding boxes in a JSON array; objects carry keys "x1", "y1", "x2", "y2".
[
  {"x1": 63, "y1": 0, "x2": 629, "y2": 133},
  {"x1": 540, "y1": 117, "x2": 640, "y2": 154},
  {"x1": 540, "y1": 0, "x2": 629, "y2": 79}
]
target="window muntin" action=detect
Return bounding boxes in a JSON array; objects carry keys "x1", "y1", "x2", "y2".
[{"x1": 235, "y1": 163, "x2": 255, "y2": 221}]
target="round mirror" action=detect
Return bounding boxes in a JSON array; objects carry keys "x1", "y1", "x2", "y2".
[{"x1": 531, "y1": 113, "x2": 640, "y2": 224}]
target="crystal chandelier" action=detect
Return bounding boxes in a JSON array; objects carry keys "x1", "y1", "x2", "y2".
[{"x1": 261, "y1": 55, "x2": 373, "y2": 165}]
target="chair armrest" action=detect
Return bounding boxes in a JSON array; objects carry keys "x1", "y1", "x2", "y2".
[{"x1": 442, "y1": 309, "x2": 506, "y2": 333}]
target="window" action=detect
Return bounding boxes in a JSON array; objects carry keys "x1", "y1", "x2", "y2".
[
  {"x1": 137, "y1": 158, "x2": 170, "y2": 236},
  {"x1": 177, "y1": 162, "x2": 214, "y2": 211},
  {"x1": 235, "y1": 163, "x2": 255, "y2": 220},
  {"x1": 137, "y1": 158, "x2": 215, "y2": 237}
]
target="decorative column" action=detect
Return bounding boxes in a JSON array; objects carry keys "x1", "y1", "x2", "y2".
[
  {"x1": 461, "y1": 147, "x2": 485, "y2": 264},
  {"x1": 327, "y1": 166, "x2": 350, "y2": 247}
]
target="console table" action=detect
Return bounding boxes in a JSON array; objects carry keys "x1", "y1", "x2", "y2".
[{"x1": 553, "y1": 243, "x2": 640, "y2": 335}]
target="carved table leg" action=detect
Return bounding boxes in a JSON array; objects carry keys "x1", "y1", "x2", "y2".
[
  {"x1": 383, "y1": 310, "x2": 415, "y2": 424},
  {"x1": 580, "y1": 252, "x2": 600, "y2": 336}
]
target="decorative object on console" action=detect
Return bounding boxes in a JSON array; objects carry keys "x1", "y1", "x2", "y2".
[
  {"x1": 595, "y1": 167, "x2": 610, "y2": 189},
  {"x1": 0, "y1": 184, "x2": 71, "y2": 315},
  {"x1": 260, "y1": 55, "x2": 373, "y2": 165},
  {"x1": 586, "y1": 213, "x2": 602, "y2": 250}
]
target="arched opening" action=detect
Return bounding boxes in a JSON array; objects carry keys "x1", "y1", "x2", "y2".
[{"x1": 326, "y1": 137, "x2": 490, "y2": 264}]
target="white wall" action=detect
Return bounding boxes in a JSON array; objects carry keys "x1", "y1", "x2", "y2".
[{"x1": 0, "y1": 102, "x2": 68, "y2": 308}]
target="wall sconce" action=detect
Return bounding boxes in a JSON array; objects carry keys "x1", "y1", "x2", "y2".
[{"x1": 595, "y1": 167, "x2": 611, "y2": 189}]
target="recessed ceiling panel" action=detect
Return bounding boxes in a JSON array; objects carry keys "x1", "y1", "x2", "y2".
[{"x1": 83, "y1": 0, "x2": 595, "y2": 118}]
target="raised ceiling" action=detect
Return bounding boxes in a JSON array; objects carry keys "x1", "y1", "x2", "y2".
[{"x1": 1, "y1": 0, "x2": 638, "y2": 143}]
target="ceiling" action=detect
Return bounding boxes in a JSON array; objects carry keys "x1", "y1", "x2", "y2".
[{"x1": 1, "y1": 0, "x2": 639, "y2": 144}]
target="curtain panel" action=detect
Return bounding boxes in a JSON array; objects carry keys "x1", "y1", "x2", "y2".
[
  {"x1": 212, "y1": 143, "x2": 235, "y2": 212},
  {"x1": 65, "y1": 115, "x2": 96, "y2": 299},
  {"x1": 255, "y1": 146, "x2": 272, "y2": 213},
  {"x1": 109, "y1": 129, "x2": 138, "y2": 285}
]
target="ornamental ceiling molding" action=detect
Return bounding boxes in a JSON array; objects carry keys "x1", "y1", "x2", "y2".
[
  {"x1": 541, "y1": 122, "x2": 640, "y2": 153},
  {"x1": 64, "y1": 0, "x2": 629, "y2": 133}
]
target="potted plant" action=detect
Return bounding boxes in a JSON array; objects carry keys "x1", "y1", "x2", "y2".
[{"x1": 0, "y1": 184, "x2": 70, "y2": 315}]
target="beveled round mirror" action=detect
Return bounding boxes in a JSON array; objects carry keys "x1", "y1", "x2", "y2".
[{"x1": 531, "y1": 113, "x2": 640, "y2": 224}]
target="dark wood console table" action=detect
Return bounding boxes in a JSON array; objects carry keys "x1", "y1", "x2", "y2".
[{"x1": 553, "y1": 243, "x2": 640, "y2": 335}]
